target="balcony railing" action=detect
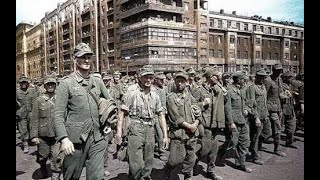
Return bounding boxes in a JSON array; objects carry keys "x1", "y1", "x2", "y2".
[{"x1": 120, "y1": 2, "x2": 184, "y2": 19}]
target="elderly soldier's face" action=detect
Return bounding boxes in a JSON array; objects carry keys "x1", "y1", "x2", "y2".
[
  {"x1": 76, "y1": 54, "x2": 92, "y2": 70},
  {"x1": 44, "y1": 82, "x2": 56, "y2": 93},
  {"x1": 140, "y1": 74, "x2": 154, "y2": 88},
  {"x1": 175, "y1": 76, "x2": 188, "y2": 91}
]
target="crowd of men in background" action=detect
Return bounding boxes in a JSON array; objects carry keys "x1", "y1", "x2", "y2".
[{"x1": 16, "y1": 43, "x2": 304, "y2": 180}]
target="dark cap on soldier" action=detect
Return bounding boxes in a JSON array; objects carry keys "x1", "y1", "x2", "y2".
[
  {"x1": 139, "y1": 65, "x2": 154, "y2": 76},
  {"x1": 256, "y1": 68, "x2": 268, "y2": 76},
  {"x1": 282, "y1": 71, "x2": 295, "y2": 78},
  {"x1": 232, "y1": 71, "x2": 246, "y2": 79},
  {"x1": 272, "y1": 64, "x2": 283, "y2": 70},
  {"x1": 203, "y1": 67, "x2": 219, "y2": 78},
  {"x1": 74, "y1": 43, "x2": 94, "y2": 57},
  {"x1": 186, "y1": 67, "x2": 196, "y2": 75},
  {"x1": 102, "y1": 74, "x2": 113, "y2": 80},
  {"x1": 18, "y1": 76, "x2": 29, "y2": 83},
  {"x1": 113, "y1": 71, "x2": 121, "y2": 76},
  {"x1": 44, "y1": 76, "x2": 57, "y2": 84},
  {"x1": 222, "y1": 72, "x2": 231, "y2": 78},
  {"x1": 155, "y1": 72, "x2": 166, "y2": 79},
  {"x1": 175, "y1": 70, "x2": 188, "y2": 80}
]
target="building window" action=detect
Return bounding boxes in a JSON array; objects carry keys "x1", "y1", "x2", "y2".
[
  {"x1": 294, "y1": 31, "x2": 298, "y2": 37},
  {"x1": 268, "y1": 40, "x2": 271, "y2": 47},
  {"x1": 276, "y1": 28, "x2": 279, "y2": 35},
  {"x1": 253, "y1": 25, "x2": 256, "y2": 31},
  {"x1": 285, "y1": 41, "x2": 289, "y2": 47},
  {"x1": 210, "y1": 19, "x2": 214, "y2": 27},
  {"x1": 289, "y1": 30, "x2": 292, "y2": 36},
  {"x1": 230, "y1": 35, "x2": 235, "y2": 44},
  {"x1": 209, "y1": 35, "x2": 214, "y2": 43},
  {"x1": 293, "y1": 54, "x2": 298, "y2": 61},
  {"x1": 284, "y1": 53, "x2": 289, "y2": 60},
  {"x1": 227, "y1": 21, "x2": 231, "y2": 28},
  {"x1": 256, "y1": 38, "x2": 261, "y2": 45},
  {"x1": 275, "y1": 53, "x2": 279, "y2": 60},
  {"x1": 237, "y1": 37, "x2": 240, "y2": 45},
  {"x1": 218, "y1": 20, "x2": 222, "y2": 28},
  {"x1": 282, "y1": 29, "x2": 286, "y2": 35},
  {"x1": 236, "y1": 22, "x2": 240, "y2": 30},
  {"x1": 230, "y1": 49, "x2": 235, "y2": 58},
  {"x1": 268, "y1": 52, "x2": 271, "y2": 60},
  {"x1": 218, "y1": 35, "x2": 222, "y2": 44},
  {"x1": 294, "y1": 43, "x2": 297, "y2": 49},
  {"x1": 256, "y1": 51, "x2": 261, "y2": 59},
  {"x1": 237, "y1": 50, "x2": 240, "y2": 58},
  {"x1": 268, "y1": 27, "x2": 272, "y2": 34},
  {"x1": 244, "y1": 38, "x2": 248, "y2": 46},
  {"x1": 260, "y1": 26, "x2": 264, "y2": 32},
  {"x1": 218, "y1": 50, "x2": 223, "y2": 58},
  {"x1": 301, "y1": 32, "x2": 304, "y2": 38},
  {"x1": 244, "y1": 23, "x2": 248, "y2": 31},
  {"x1": 209, "y1": 49, "x2": 214, "y2": 57},
  {"x1": 244, "y1": 51, "x2": 248, "y2": 59}
]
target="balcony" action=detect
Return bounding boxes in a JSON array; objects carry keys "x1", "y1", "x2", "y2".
[
  {"x1": 82, "y1": 31, "x2": 91, "y2": 38},
  {"x1": 82, "y1": 19, "x2": 90, "y2": 27},
  {"x1": 107, "y1": 8, "x2": 114, "y2": 15},
  {"x1": 121, "y1": 18, "x2": 196, "y2": 33},
  {"x1": 62, "y1": 39, "x2": 70, "y2": 45},
  {"x1": 62, "y1": 50, "x2": 70, "y2": 55},
  {"x1": 81, "y1": 6, "x2": 90, "y2": 14},
  {"x1": 107, "y1": 50, "x2": 115, "y2": 57},
  {"x1": 107, "y1": 37, "x2": 115, "y2": 43},
  {"x1": 62, "y1": 29, "x2": 70, "y2": 35},
  {"x1": 107, "y1": 22, "x2": 114, "y2": 29},
  {"x1": 120, "y1": 2, "x2": 184, "y2": 19}
]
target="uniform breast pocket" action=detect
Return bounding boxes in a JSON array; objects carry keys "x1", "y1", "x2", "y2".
[{"x1": 39, "y1": 104, "x2": 48, "y2": 118}]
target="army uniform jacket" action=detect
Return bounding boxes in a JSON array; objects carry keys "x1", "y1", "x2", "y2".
[
  {"x1": 281, "y1": 83, "x2": 295, "y2": 117},
  {"x1": 246, "y1": 83, "x2": 269, "y2": 119},
  {"x1": 166, "y1": 90, "x2": 200, "y2": 140},
  {"x1": 16, "y1": 88, "x2": 38, "y2": 119},
  {"x1": 30, "y1": 94, "x2": 56, "y2": 139},
  {"x1": 225, "y1": 84, "x2": 248, "y2": 125},
  {"x1": 151, "y1": 85, "x2": 167, "y2": 114},
  {"x1": 193, "y1": 83, "x2": 226, "y2": 129},
  {"x1": 53, "y1": 72, "x2": 111, "y2": 144},
  {"x1": 264, "y1": 76, "x2": 284, "y2": 112}
]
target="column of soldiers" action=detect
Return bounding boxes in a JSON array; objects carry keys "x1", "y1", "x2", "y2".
[{"x1": 16, "y1": 42, "x2": 304, "y2": 180}]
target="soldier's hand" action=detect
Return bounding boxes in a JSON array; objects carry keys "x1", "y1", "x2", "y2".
[
  {"x1": 115, "y1": 133, "x2": 122, "y2": 145},
  {"x1": 31, "y1": 138, "x2": 40, "y2": 145},
  {"x1": 162, "y1": 137, "x2": 169, "y2": 150},
  {"x1": 189, "y1": 122, "x2": 198, "y2": 133},
  {"x1": 229, "y1": 123, "x2": 237, "y2": 131},
  {"x1": 61, "y1": 138, "x2": 75, "y2": 156},
  {"x1": 255, "y1": 118, "x2": 262, "y2": 127},
  {"x1": 203, "y1": 98, "x2": 211, "y2": 106}
]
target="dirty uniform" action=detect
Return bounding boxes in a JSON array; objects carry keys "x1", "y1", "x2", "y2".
[
  {"x1": 53, "y1": 72, "x2": 111, "y2": 180},
  {"x1": 225, "y1": 84, "x2": 250, "y2": 168},
  {"x1": 121, "y1": 84, "x2": 163, "y2": 180},
  {"x1": 165, "y1": 89, "x2": 200, "y2": 179},
  {"x1": 30, "y1": 93, "x2": 64, "y2": 174},
  {"x1": 246, "y1": 83, "x2": 270, "y2": 160},
  {"x1": 16, "y1": 87, "x2": 37, "y2": 141},
  {"x1": 193, "y1": 83, "x2": 226, "y2": 174}
]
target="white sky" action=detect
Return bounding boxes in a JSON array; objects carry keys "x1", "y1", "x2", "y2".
[{"x1": 16, "y1": 0, "x2": 304, "y2": 25}]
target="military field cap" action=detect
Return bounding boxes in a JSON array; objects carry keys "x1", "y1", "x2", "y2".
[
  {"x1": 232, "y1": 71, "x2": 246, "y2": 79},
  {"x1": 222, "y1": 72, "x2": 231, "y2": 78},
  {"x1": 113, "y1": 71, "x2": 121, "y2": 76},
  {"x1": 102, "y1": 74, "x2": 113, "y2": 80},
  {"x1": 155, "y1": 72, "x2": 166, "y2": 79},
  {"x1": 139, "y1": 65, "x2": 154, "y2": 76},
  {"x1": 18, "y1": 76, "x2": 29, "y2": 83},
  {"x1": 272, "y1": 64, "x2": 283, "y2": 70},
  {"x1": 256, "y1": 68, "x2": 268, "y2": 76},
  {"x1": 44, "y1": 77, "x2": 57, "y2": 84},
  {"x1": 74, "y1": 43, "x2": 94, "y2": 57},
  {"x1": 203, "y1": 67, "x2": 219, "y2": 78},
  {"x1": 282, "y1": 71, "x2": 295, "y2": 78},
  {"x1": 175, "y1": 70, "x2": 189, "y2": 80},
  {"x1": 186, "y1": 67, "x2": 196, "y2": 75}
]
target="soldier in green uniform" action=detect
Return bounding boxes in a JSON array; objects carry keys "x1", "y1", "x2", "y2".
[
  {"x1": 263, "y1": 64, "x2": 287, "y2": 157},
  {"x1": 245, "y1": 68, "x2": 270, "y2": 165},
  {"x1": 151, "y1": 72, "x2": 168, "y2": 161},
  {"x1": 281, "y1": 71, "x2": 298, "y2": 149},
  {"x1": 115, "y1": 65, "x2": 169, "y2": 180},
  {"x1": 164, "y1": 70, "x2": 201, "y2": 180},
  {"x1": 111, "y1": 71, "x2": 124, "y2": 108},
  {"x1": 186, "y1": 67, "x2": 199, "y2": 95},
  {"x1": 192, "y1": 68, "x2": 225, "y2": 179},
  {"x1": 16, "y1": 76, "x2": 38, "y2": 153},
  {"x1": 30, "y1": 76, "x2": 63, "y2": 180},
  {"x1": 224, "y1": 72, "x2": 252, "y2": 173},
  {"x1": 53, "y1": 43, "x2": 112, "y2": 180}
]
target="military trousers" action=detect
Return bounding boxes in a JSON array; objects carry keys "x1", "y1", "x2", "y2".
[
  {"x1": 103, "y1": 134, "x2": 110, "y2": 168},
  {"x1": 269, "y1": 112, "x2": 282, "y2": 151},
  {"x1": 37, "y1": 137, "x2": 64, "y2": 172},
  {"x1": 62, "y1": 133, "x2": 107, "y2": 180},
  {"x1": 248, "y1": 118, "x2": 263, "y2": 160},
  {"x1": 284, "y1": 115, "x2": 296, "y2": 144},
  {"x1": 18, "y1": 118, "x2": 29, "y2": 141},
  {"x1": 127, "y1": 121, "x2": 155, "y2": 180},
  {"x1": 233, "y1": 123, "x2": 250, "y2": 167},
  {"x1": 154, "y1": 116, "x2": 166, "y2": 156},
  {"x1": 166, "y1": 138, "x2": 197, "y2": 178},
  {"x1": 197, "y1": 128, "x2": 220, "y2": 173}
]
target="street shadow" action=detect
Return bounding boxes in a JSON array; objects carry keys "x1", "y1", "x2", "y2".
[
  {"x1": 224, "y1": 159, "x2": 238, "y2": 169},
  {"x1": 32, "y1": 164, "x2": 52, "y2": 179},
  {"x1": 16, "y1": 171, "x2": 25, "y2": 176},
  {"x1": 109, "y1": 173, "x2": 128, "y2": 180},
  {"x1": 193, "y1": 163, "x2": 206, "y2": 176},
  {"x1": 151, "y1": 167, "x2": 180, "y2": 180}
]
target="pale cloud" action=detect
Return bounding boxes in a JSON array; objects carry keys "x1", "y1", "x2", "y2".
[
  {"x1": 208, "y1": 0, "x2": 304, "y2": 24},
  {"x1": 16, "y1": 0, "x2": 66, "y2": 25}
]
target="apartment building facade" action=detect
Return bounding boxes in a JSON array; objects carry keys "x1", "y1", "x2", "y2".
[{"x1": 17, "y1": 0, "x2": 304, "y2": 77}]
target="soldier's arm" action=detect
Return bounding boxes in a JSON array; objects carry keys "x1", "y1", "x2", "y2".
[
  {"x1": 53, "y1": 80, "x2": 69, "y2": 142},
  {"x1": 246, "y1": 85, "x2": 259, "y2": 118},
  {"x1": 98, "y1": 78, "x2": 112, "y2": 100},
  {"x1": 224, "y1": 90, "x2": 234, "y2": 125},
  {"x1": 29, "y1": 98, "x2": 40, "y2": 139}
]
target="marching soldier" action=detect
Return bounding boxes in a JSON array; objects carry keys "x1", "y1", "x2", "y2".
[
  {"x1": 53, "y1": 43, "x2": 112, "y2": 180},
  {"x1": 29, "y1": 76, "x2": 63, "y2": 180},
  {"x1": 115, "y1": 65, "x2": 169, "y2": 180}
]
